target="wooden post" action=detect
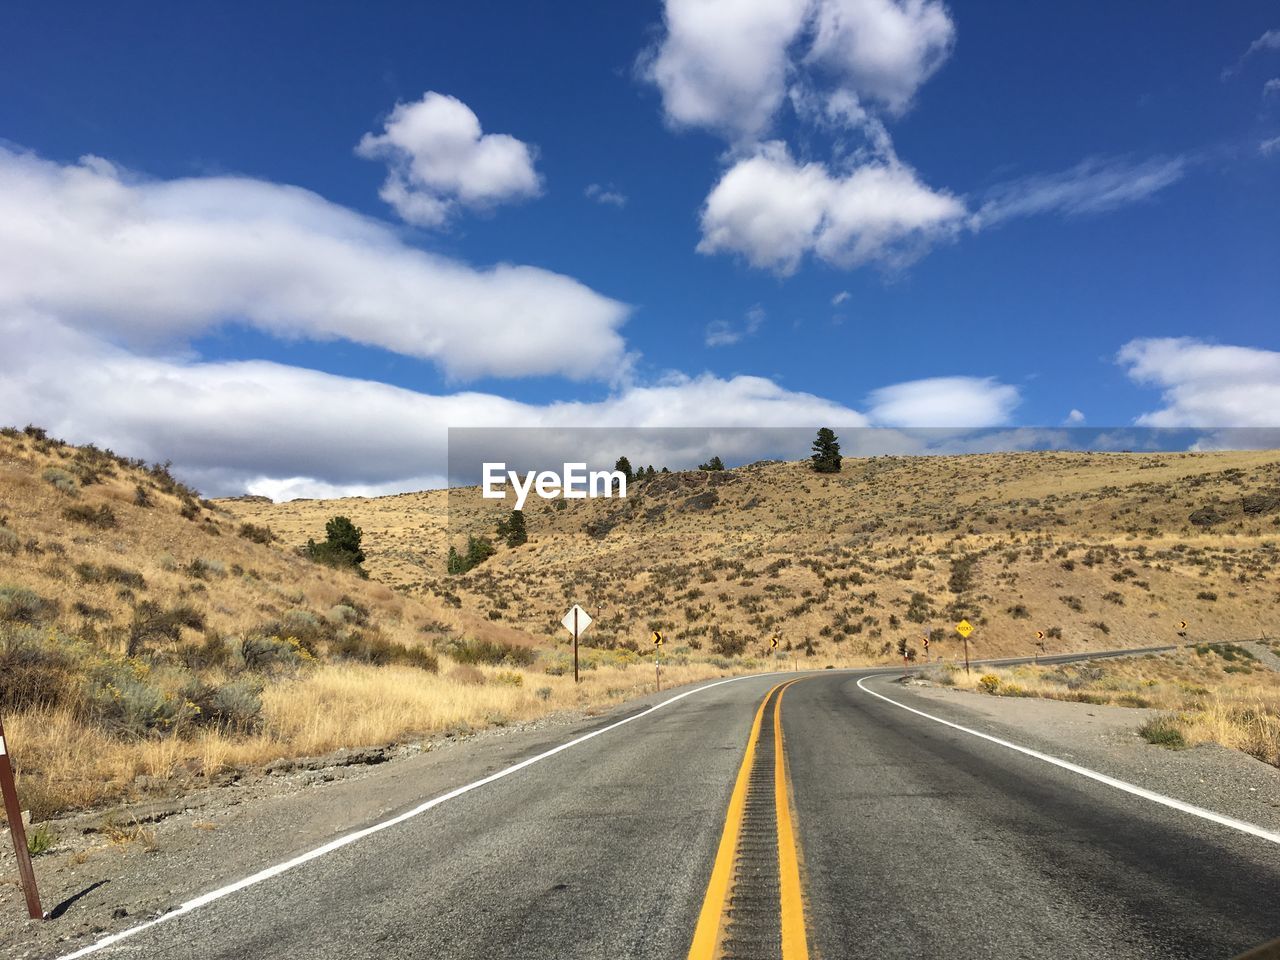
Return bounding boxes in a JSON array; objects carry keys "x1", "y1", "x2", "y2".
[{"x1": 0, "y1": 715, "x2": 42, "y2": 919}]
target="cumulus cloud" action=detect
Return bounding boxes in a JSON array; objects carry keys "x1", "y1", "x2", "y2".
[
  {"x1": 805, "y1": 0, "x2": 955, "y2": 115},
  {"x1": 865, "y1": 376, "x2": 1021, "y2": 428},
  {"x1": 356, "y1": 92, "x2": 541, "y2": 227},
  {"x1": 699, "y1": 147, "x2": 1189, "y2": 273},
  {"x1": 642, "y1": 0, "x2": 953, "y2": 140},
  {"x1": 698, "y1": 142, "x2": 965, "y2": 273},
  {"x1": 705, "y1": 305, "x2": 766, "y2": 347},
  {"x1": 585, "y1": 183, "x2": 628, "y2": 207},
  {"x1": 971, "y1": 156, "x2": 1187, "y2": 228},
  {"x1": 642, "y1": 0, "x2": 812, "y2": 141},
  {"x1": 1118, "y1": 338, "x2": 1280, "y2": 427},
  {"x1": 0, "y1": 146, "x2": 626, "y2": 381},
  {"x1": 1064, "y1": 409, "x2": 1086, "y2": 426}
]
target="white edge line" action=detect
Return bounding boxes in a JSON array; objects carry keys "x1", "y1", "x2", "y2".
[
  {"x1": 855, "y1": 675, "x2": 1280, "y2": 846},
  {"x1": 56, "y1": 671, "x2": 779, "y2": 959}
]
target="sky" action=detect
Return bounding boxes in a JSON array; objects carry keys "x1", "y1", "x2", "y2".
[{"x1": 1, "y1": 1, "x2": 1278, "y2": 497}]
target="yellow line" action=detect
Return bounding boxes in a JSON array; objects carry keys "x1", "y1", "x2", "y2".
[
  {"x1": 774, "y1": 682, "x2": 810, "y2": 960},
  {"x1": 686, "y1": 679, "x2": 793, "y2": 959}
]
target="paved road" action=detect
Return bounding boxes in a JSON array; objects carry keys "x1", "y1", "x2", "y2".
[{"x1": 62, "y1": 668, "x2": 1280, "y2": 960}]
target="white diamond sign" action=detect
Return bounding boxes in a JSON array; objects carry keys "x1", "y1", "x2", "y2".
[{"x1": 561, "y1": 604, "x2": 592, "y2": 636}]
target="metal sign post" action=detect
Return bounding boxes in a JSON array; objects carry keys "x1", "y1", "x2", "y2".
[
  {"x1": 0, "y1": 716, "x2": 42, "y2": 919},
  {"x1": 955, "y1": 620, "x2": 973, "y2": 676},
  {"x1": 652, "y1": 631, "x2": 664, "y2": 691},
  {"x1": 561, "y1": 605, "x2": 593, "y2": 684}
]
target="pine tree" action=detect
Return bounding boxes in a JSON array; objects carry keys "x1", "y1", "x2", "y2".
[
  {"x1": 465, "y1": 534, "x2": 495, "y2": 569},
  {"x1": 505, "y1": 509, "x2": 527, "y2": 547},
  {"x1": 447, "y1": 546, "x2": 464, "y2": 574},
  {"x1": 810, "y1": 427, "x2": 842, "y2": 473},
  {"x1": 615, "y1": 456, "x2": 634, "y2": 483},
  {"x1": 699, "y1": 455, "x2": 725, "y2": 471}
]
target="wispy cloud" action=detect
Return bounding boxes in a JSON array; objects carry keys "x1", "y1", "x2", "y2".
[
  {"x1": 971, "y1": 155, "x2": 1187, "y2": 228},
  {"x1": 1222, "y1": 28, "x2": 1280, "y2": 80},
  {"x1": 585, "y1": 183, "x2": 628, "y2": 208},
  {"x1": 705, "y1": 305, "x2": 766, "y2": 347}
]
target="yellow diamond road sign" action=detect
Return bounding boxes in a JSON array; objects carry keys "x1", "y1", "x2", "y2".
[{"x1": 955, "y1": 620, "x2": 974, "y2": 638}]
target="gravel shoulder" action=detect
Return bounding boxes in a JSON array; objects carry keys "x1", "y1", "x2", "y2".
[
  {"x1": 0, "y1": 678, "x2": 729, "y2": 960},
  {"x1": 893, "y1": 678, "x2": 1280, "y2": 836}
]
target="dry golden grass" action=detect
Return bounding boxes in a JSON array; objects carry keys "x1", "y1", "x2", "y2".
[
  {"x1": 939, "y1": 644, "x2": 1280, "y2": 766},
  {"x1": 5, "y1": 657, "x2": 758, "y2": 816}
]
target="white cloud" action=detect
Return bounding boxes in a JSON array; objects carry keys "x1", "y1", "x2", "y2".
[
  {"x1": 971, "y1": 156, "x2": 1186, "y2": 228},
  {"x1": 832, "y1": 290, "x2": 851, "y2": 305},
  {"x1": 0, "y1": 146, "x2": 626, "y2": 382},
  {"x1": 1119, "y1": 338, "x2": 1280, "y2": 427},
  {"x1": 0, "y1": 314, "x2": 870, "y2": 496},
  {"x1": 356, "y1": 92, "x2": 541, "y2": 227},
  {"x1": 1064, "y1": 409, "x2": 1086, "y2": 425},
  {"x1": 865, "y1": 376, "x2": 1021, "y2": 428},
  {"x1": 805, "y1": 0, "x2": 955, "y2": 115},
  {"x1": 642, "y1": 0, "x2": 953, "y2": 140},
  {"x1": 698, "y1": 141, "x2": 965, "y2": 273},
  {"x1": 585, "y1": 183, "x2": 628, "y2": 207},
  {"x1": 642, "y1": 0, "x2": 811, "y2": 141},
  {"x1": 705, "y1": 304, "x2": 766, "y2": 347},
  {"x1": 1265, "y1": 78, "x2": 1280, "y2": 96},
  {"x1": 1261, "y1": 136, "x2": 1280, "y2": 156}
]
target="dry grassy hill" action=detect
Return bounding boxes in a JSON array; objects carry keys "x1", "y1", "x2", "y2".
[
  {"x1": 0, "y1": 428, "x2": 741, "y2": 821},
  {"x1": 224, "y1": 449, "x2": 1280, "y2": 663}
]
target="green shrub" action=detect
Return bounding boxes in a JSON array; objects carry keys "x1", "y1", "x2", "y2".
[
  {"x1": 0, "y1": 585, "x2": 59, "y2": 624},
  {"x1": 0, "y1": 625, "x2": 76, "y2": 710},
  {"x1": 239, "y1": 633, "x2": 314, "y2": 673},
  {"x1": 82, "y1": 659, "x2": 201, "y2": 738},
  {"x1": 332, "y1": 630, "x2": 438, "y2": 672},
  {"x1": 977, "y1": 674, "x2": 1001, "y2": 694},
  {"x1": 187, "y1": 677, "x2": 264, "y2": 731},
  {"x1": 127, "y1": 601, "x2": 205, "y2": 656},
  {"x1": 446, "y1": 636, "x2": 535, "y2": 667},
  {"x1": 0, "y1": 525, "x2": 19, "y2": 556},
  {"x1": 237, "y1": 522, "x2": 275, "y2": 544},
  {"x1": 26, "y1": 824, "x2": 57, "y2": 856},
  {"x1": 63, "y1": 503, "x2": 117, "y2": 529},
  {"x1": 74, "y1": 562, "x2": 146, "y2": 589},
  {"x1": 42, "y1": 466, "x2": 78, "y2": 496},
  {"x1": 1139, "y1": 715, "x2": 1187, "y2": 748}
]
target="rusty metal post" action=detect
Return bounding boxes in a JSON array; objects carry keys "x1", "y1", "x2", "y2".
[
  {"x1": 573, "y1": 607, "x2": 580, "y2": 684},
  {"x1": 0, "y1": 715, "x2": 42, "y2": 919}
]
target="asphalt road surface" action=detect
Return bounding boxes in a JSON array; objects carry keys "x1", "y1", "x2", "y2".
[{"x1": 61, "y1": 668, "x2": 1280, "y2": 960}]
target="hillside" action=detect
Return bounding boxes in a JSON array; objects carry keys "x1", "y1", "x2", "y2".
[
  {"x1": 0, "y1": 428, "x2": 737, "y2": 821},
  {"x1": 223, "y1": 449, "x2": 1280, "y2": 662}
]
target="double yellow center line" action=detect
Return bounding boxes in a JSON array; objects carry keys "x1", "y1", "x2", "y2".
[{"x1": 687, "y1": 678, "x2": 810, "y2": 960}]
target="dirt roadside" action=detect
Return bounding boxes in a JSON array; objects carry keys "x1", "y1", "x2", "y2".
[{"x1": 897, "y1": 679, "x2": 1280, "y2": 834}]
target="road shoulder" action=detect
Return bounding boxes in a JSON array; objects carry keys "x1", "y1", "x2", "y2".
[{"x1": 870, "y1": 676, "x2": 1280, "y2": 835}]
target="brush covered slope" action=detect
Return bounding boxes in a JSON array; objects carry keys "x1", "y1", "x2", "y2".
[
  {"x1": 223, "y1": 449, "x2": 1280, "y2": 662},
  {"x1": 0, "y1": 428, "x2": 735, "y2": 821}
]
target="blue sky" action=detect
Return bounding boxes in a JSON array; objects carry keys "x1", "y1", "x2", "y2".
[{"x1": 1, "y1": 1, "x2": 1277, "y2": 496}]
